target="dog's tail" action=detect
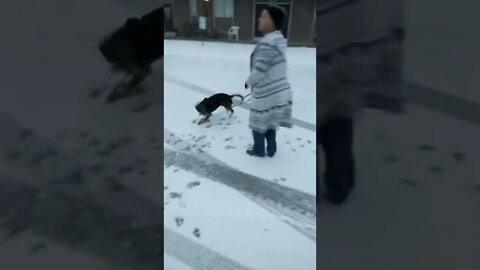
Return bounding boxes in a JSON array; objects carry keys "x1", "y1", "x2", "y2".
[{"x1": 230, "y1": 94, "x2": 244, "y2": 103}]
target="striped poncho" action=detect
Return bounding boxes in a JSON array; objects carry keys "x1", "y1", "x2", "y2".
[{"x1": 246, "y1": 30, "x2": 293, "y2": 133}]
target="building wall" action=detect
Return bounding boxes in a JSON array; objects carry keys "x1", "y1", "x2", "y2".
[
  {"x1": 169, "y1": 0, "x2": 314, "y2": 45},
  {"x1": 289, "y1": 0, "x2": 315, "y2": 44},
  {"x1": 171, "y1": 0, "x2": 190, "y2": 33},
  {"x1": 234, "y1": 0, "x2": 254, "y2": 40},
  {"x1": 214, "y1": 18, "x2": 234, "y2": 33}
]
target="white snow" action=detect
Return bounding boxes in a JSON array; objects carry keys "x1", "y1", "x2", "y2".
[
  {"x1": 164, "y1": 40, "x2": 316, "y2": 194},
  {"x1": 318, "y1": 105, "x2": 480, "y2": 270},
  {"x1": 0, "y1": 230, "x2": 119, "y2": 270},
  {"x1": 164, "y1": 165, "x2": 316, "y2": 270},
  {"x1": 164, "y1": 40, "x2": 316, "y2": 124},
  {"x1": 164, "y1": 253, "x2": 195, "y2": 270}
]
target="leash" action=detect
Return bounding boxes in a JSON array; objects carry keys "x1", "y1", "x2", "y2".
[{"x1": 232, "y1": 92, "x2": 251, "y2": 108}]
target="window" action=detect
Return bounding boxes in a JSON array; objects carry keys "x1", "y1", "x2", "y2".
[{"x1": 213, "y1": 0, "x2": 234, "y2": 18}]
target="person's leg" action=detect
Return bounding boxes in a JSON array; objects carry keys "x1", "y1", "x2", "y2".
[
  {"x1": 319, "y1": 116, "x2": 355, "y2": 205},
  {"x1": 265, "y1": 129, "x2": 277, "y2": 157},
  {"x1": 247, "y1": 130, "x2": 266, "y2": 157}
]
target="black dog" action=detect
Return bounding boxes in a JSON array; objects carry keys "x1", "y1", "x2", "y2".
[
  {"x1": 99, "y1": 6, "x2": 164, "y2": 102},
  {"x1": 195, "y1": 94, "x2": 244, "y2": 125}
]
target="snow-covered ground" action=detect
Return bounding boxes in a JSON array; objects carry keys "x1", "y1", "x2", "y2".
[
  {"x1": 0, "y1": 0, "x2": 164, "y2": 269},
  {"x1": 164, "y1": 40, "x2": 316, "y2": 269},
  {"x1": 318, "y1": 104, "x2": 480, "y2": 270}
]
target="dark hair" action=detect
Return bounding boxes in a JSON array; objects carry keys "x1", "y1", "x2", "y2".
[{"x1": 265, "y1": 5, "x2": 287, "y2": 30}]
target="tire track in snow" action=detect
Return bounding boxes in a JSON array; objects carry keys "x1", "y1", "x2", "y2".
[
  {"x1": 164, "y1": 129, "x2": 316, "y2": 241},
  {"x1": 164, "y1": 227, "x2": 252, "y2": 270}
]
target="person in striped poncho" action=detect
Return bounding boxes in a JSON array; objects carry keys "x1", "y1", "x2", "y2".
[{"x1": 245, "y1": 5, "x2": 293, "y2": 158}]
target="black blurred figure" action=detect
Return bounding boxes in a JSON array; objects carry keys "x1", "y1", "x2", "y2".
[
  {"x1": 317, "y1": 0, "x2": 405, "y2": 205},
  {"x1": 99, "y1": 6, "x2": 164, "y2": 102}
]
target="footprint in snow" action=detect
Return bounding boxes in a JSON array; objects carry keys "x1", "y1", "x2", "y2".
[
  {"x1": 400, "y1": 178, "x2": 418, "y2": 187},
  {"x1": 18, "y1": 129, "x2": 34, "y2": 139},
  {"x1": 104, "y1": 176, "x2": 127, "y2": 191},
  {"x1": 108, "y1": 136, "x2": 135, "y2": 150},
  {"x1": 375, "y1": 134, "x2": 387, "y2": 141},
  {"x1": 89, "y1": 163, "x2": 106, "y2": 175},
  {"x1": 175, "y1": 217, "x2": 184, "y2": 227},
  {"x1": 193, "y1": 228, "x2": 201, "y2": 238},
  {"x1": 74, "y1": 148, "x2": 85, "y2": 155},
  {"x1": 89, "y1": 88, "x2": 103, "y2": 99},
  {"x1": 88, "y1": 138, "x2": 101, "y2": 148},
  {"x1": 384, "y1": 155, "x2": 399, "y2": 163},
  {"x1": 417, "y1": 144, "x2": 435, "y2": 152},
  {"x1": 469, "y1": 184, "x2": 480, "y2": 193},
  {"x1": 53, "y1": 170, "x2": 84, "y2": 186},
  {"x1": 118, "y1": 165, "x2": 134, "y2": 175},
  {"x1": 170, "y1": 192, "x2": 182, "y2": 199},
  {"x1": 31, "y1": 149, "x2": 59, "y2": 165},
  {"x1": 55, "y1": 133, "x2": 68, "y2": 141},
  {"x1": 130, "y1": 102, "x2": 151, "y2": 113},
  {"x1": 96, "y1": 150, "x2": 111, "y2": 157},
  {"x1": 134, "y1": 158, "x2": 149, "y2": 167},
  {"x1": 5, "y1": 150, "x2": 21, "y2": 161},
  {"x1": 187, "y1": 181, "x2": 201, "y2": 189},
  {"x1": 428, "y1": 166, "x2": 444, "y2": 175},
  {"x1": 78, "y1": 131, "x2": 89, "y2": 139},
  {"x1": 225, "y1": 145, "x2": 235, "y2": 150},
  {"x1": 452, "y1": 152, "x2": 466, "y2": 163}
]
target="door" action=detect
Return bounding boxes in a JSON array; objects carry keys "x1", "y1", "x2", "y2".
[
  {"x1": 164, "y1": 3, "x2": 175, "y2": 32},
  {"x1": 254, "y1": 3, "x2": 290, "y2": 39}
]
